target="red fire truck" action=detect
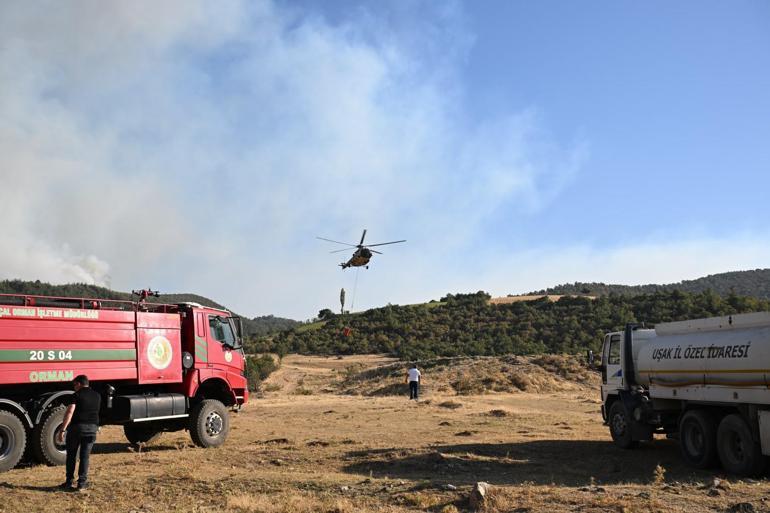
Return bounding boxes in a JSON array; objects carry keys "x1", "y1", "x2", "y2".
[{"x1": 0, "y1": 291, "x2": 248, "y2": 472}]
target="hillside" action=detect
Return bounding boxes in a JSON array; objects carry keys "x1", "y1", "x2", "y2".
[
  {"x1": 263, "y1": 289, "x2": 770, "y2": 360},
  {"x1": 535, "y1": 268, "x2": 770, "y2": 298},
  {"x1": 334, "y1": 354, "x2": 597, "y2": 397},
  {"x1": 0, "y1": 279, "x2": 298, "y2": 337}
]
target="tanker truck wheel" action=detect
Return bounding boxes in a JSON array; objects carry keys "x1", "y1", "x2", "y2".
[
  {"x1": 0, "y1": 410, "x2": 27, "y2": 472},
  {"x1": 189, "y1": 399, "x2": 230, "y2": 448},
  {"x1": 717, "y1": 414, "x2": 766, "y2": 476},
  {"x1": 32, "y1": 404, "x2": 67, "y2": 466},
  {"x1": 608, "y1": 401, "x2": 637, "y2": 449},
  {"x1": 124, "y1": 423, "x2": 163, "y2": 446},
  {"x1": 679, "y1": 410, "x2": 717, "y2": 468}
]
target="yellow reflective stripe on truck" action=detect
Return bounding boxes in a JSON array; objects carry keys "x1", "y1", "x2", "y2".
[
  {"x1": 652, "y1": 380, "x2": 769, "y2": 387},
  {"x1": 638, "y1": 369, "x2": 770, "y2": 374}
]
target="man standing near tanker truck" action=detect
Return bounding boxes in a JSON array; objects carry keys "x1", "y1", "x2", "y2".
[{"x1": 57, "y1": 375, "x2": 100, "y2": 491}]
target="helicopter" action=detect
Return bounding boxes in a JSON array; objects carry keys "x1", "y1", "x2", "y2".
[{"x1": 317, "y1": 229, "x2": 406, "y2": 269}]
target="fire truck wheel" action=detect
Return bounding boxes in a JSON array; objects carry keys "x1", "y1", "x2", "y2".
[
  {"x1": 679, "y1": 409, "x2": 717, "y2": 468},
  {"x1": 124, "y1": 423, "x2": 163, "y2": 446},
  {"x1": 32, "y1": 405, "x2": 67, "y2": 466},
  {"x1": 0, "y1": 410, "x2": 27, "y2": 472},
  {"x1": 717, "y1": 414, "x2": 766, "y2": 476},
  {"x1": 608, "y1": 401, "x2": 638, "y2": 449},
  {"x1": 189, "y1": 399, "x2": 230, "y2": 448}
]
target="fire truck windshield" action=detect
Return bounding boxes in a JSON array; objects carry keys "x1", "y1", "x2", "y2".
[{"x1": 208, "y1": 315, "x2": 240, "y2": 350}]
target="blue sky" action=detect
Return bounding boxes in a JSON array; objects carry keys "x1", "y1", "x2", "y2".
[
  {"x1": 1, "y1": 1, "x2": 769, "y2": 319},
  {"x1": 462, "y1": 1, "x2": 770, "y2": 246}
]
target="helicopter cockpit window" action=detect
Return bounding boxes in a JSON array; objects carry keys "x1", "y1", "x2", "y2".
[{"x1": 208, "y1": 315, "x2": 236, "y2": 348}]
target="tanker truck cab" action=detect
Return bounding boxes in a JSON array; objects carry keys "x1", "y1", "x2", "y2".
[
  {"x1": 600, "y1": 333, "x2": 622, "y2": 397},
  {"x1": 600, "y1": 327, "x2": 656, "y2": 415},
  {"x1": 599, "y1": 313, "x2": 770, "y2": 476},
  {"x1": 600, "y1": 326, "x2": 659, "y2": 449}
]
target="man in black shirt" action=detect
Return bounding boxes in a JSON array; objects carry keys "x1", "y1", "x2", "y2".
[{"x1": 57, "y1": 375, "x2": 100, "y2": 491}]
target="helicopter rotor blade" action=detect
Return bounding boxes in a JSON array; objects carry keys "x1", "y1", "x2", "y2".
[
  {"x1": 330, "y1": 248, "x2": 351, "y2": 254},
  {"x1": 359, "y1": 229, "x2": 367, "y2": 246},
  {"x1": 316, "y1": 236, "x2": 358, "y2": 247},
  {"x1": 370, "y1": 249, "x2": 383, "y2": 254},
  {"x1": 365, "y1": 240, "x2": 406, "y2": 247}
]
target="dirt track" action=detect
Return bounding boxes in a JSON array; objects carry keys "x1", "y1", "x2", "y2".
[{"x1": 1, "y1": 355, "x2": 768, "y2": 512}]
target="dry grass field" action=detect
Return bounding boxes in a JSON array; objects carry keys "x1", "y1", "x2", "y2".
[{"x1": 1, "y1": 355, "x2": 768, "y2": 513}]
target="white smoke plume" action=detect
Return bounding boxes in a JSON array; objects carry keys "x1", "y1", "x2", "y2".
[{"x1": 0, "y1": 1, "x2": 586, "y2": 316}]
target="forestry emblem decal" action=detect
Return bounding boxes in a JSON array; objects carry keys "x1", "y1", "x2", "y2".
[{"x1": 147, "y1": 336, "x2": 173, "y2": 370}]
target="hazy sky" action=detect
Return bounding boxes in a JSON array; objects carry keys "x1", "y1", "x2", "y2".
[{"x1": 1, "y1": 1, "x2": 769, "y2": 319}]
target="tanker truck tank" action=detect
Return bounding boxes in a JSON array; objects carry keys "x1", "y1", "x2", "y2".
[{"x1": 635, "y1": 312, "x2": 770, "y2": 389}]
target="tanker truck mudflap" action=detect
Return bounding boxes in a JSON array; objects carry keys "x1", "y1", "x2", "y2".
[{"x1": 756, "y1": 410, "x2": 770, "y2": 456}]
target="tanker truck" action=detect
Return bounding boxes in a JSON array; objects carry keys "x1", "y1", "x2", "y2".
[
  {"x1": 600, "y1": 312, "x2": 770, "y2": 475},
  {"x1": 0, "y1": 291, "x2": 248, "y2": 473}
]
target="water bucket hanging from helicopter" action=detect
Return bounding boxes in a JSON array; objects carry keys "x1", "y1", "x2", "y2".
[{"x1": 339, "y1": 287, "x2": 352, "y2": 337}]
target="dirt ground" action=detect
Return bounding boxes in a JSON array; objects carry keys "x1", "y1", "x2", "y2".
[{"x1": 1, "y1": 355, "x2": 769, "y2": 513}]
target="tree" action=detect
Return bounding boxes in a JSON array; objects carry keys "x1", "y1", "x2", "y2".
[{"x1": 318, "y1": 308, "x2": 336, "y2": 321}]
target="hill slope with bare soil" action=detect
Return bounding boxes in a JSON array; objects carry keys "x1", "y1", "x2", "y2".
[{"x1": 331, "y1": 354, "x2": 598, "y2": 397}]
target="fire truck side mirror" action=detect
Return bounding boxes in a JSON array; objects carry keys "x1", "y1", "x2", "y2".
[{"x1": 226, "y1": 316, "x2": 244, "y2": 350}]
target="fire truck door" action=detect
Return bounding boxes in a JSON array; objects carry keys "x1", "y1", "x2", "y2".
[{"x1": 206, "y1": 314, "x2": 237, "y2": 371}]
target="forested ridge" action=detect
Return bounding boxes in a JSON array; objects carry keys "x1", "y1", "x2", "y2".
[
  {"x1": 255, "y1": 290, "x2": 770, "y2": 360},
  {"x1": 536, "y1": 268, "x2": 770, "y2": 299},
  {"x1": 7, "y1": 269, "x2": 770, "y2": 360},
  {"x1": 0, "y1": 279, "x2": 298, "y2": 337}
]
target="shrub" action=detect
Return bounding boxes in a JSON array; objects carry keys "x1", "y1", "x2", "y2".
[{"x1": 245, "y1": 354, "x2": 279, "y2": 391}]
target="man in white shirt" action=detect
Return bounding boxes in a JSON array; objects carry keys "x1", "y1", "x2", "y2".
[{"x1": 406, "y1": 364, "x2": 422, "y2": 400}]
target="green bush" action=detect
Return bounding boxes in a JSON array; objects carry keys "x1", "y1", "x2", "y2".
[{"x1": 245, "y1": 354, "x2": 278, "y2": 391}]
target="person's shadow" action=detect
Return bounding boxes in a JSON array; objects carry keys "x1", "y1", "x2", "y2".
[
  {"x1": 0, "y1": 482, "x2": 64, "y2": 493},
  {"x1": 92, "y1": 442, "x2": 179, "y2": 454}
]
